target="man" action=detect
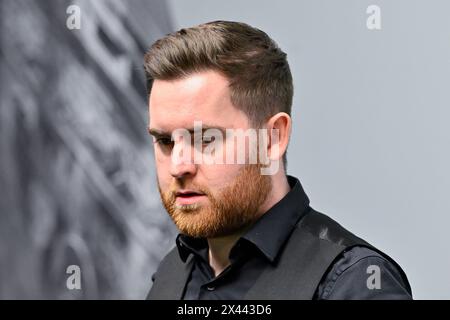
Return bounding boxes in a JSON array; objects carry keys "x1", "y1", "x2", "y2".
[{"x1": 144, "y1": 21, "x2": 412, "y2": 300}]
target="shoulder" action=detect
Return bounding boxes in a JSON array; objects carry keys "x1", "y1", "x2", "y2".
[
  {"x1": 151, "y1": 246, "x2": 180, "y2": 282},
  {"x1": 315, "y1": 246, "x2": 413, "y2": 300},
  {"x1": 295, "y1": 209, "x2": 412, "y2": 299},
  {"x1": 298, "y1": 209, "x2": 369, "y2": 248}
]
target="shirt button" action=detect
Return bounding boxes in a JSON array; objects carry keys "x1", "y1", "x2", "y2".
[{"x1": 206, "y1": 286, "x2": 215, "y2": 291}]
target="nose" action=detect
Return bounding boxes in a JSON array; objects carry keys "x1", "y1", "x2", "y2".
[
  {"x1": 169, "y1": 161, "x2": 197, "y2": 179},
  {"x1": 169, "y1": 148, "x2": 197, "y2": 179}
]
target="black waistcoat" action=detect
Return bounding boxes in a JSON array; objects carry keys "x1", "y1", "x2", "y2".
[{"x1": 147, "y1": 209, "x2": 411, "y2": 299}]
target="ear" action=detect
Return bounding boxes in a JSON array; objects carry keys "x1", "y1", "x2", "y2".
[{"x1": 265, "y1": 112, "x2": 291, "y2": 162}]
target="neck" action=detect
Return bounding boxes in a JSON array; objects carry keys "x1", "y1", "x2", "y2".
[
  {"x1": 207, "y1": 232, "x2": 245, "y2": 277},
  {"x1": 207, "y1": 173, "x2": 291, "y2": 277}
]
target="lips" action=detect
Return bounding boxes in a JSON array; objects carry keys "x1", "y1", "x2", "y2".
[
  {"x1": 176, "y1": 190, "x2": 205, "y2": 197},
  {"x1": 175, "y1": 190, "x2": 206, "y2": 205}
]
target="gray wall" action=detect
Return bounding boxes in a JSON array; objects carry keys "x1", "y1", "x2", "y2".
[
  {"x1": 0, "y1": 0, "x2": 177, "y2": 299},
  {"x1": 167, "y1": 0, "x2": 450, "y2": 299}
]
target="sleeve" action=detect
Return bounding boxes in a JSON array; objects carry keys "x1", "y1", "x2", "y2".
[{"x1": 315, "y1": 246, "x2": 412, "y2": 300}]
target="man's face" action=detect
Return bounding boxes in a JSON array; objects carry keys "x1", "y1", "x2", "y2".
[{"x1": 148, "y1": 70, "x2": 272, "y2": 238}]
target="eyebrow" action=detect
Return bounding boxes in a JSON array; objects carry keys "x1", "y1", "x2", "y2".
[
  {"x1": 147, "y1": 125, "x2": 228, "y2": 137},
  {"x1": 147, "y1": 128, "x2": 170, "y2": 138}
]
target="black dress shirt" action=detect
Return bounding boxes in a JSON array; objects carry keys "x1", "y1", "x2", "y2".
[{"x1": 175, "y1": 175, "x2": 412, "y2": 300}]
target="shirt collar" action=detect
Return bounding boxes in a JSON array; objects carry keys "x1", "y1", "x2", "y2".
[
  {"x1": 239, "y1": 175, "x2": 310, "y2": 262},
  {"x1": 175, "y1": 175, "x2": 310, "y2": 264},
  {"x1": 176, "y1": 233, "x2": 208, "y2": 263}
]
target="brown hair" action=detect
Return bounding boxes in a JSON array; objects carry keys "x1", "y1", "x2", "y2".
[{"x1": 144, "y1": 20, "x2": 293, "y2": 168}]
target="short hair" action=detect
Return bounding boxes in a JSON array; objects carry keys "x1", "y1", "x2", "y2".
[{"x1": 144, "y1": 20, "x2": 293, "y2": 169}]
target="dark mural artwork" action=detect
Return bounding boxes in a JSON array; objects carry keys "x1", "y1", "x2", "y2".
[{"x1": 0, "y1": 0, "x2": 177, "y2": 299}]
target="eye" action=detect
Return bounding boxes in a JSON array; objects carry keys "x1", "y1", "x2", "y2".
[
  {"x1": 155, "y1": 137, "x2": 173, "y2": 147},
  {"x1": 202, "y1": 135, "x2": 215, "y2": 144}
]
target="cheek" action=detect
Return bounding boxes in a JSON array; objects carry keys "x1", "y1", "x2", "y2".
[
  {"x1": 154, "y1": 153, "x2": 171, "y2": 187},
  {"x1": 199, "y1": 163, "x2": 243, "y2": 188},
  {"x1": 154, "y1": 145, "x2": 177, "y2": 177},
  {"x1": 154, "y1": 150, "x2": 164, "y2": 165},
  {"x1": 154, "y1": 144, "x2": 171, "y2": 162}
]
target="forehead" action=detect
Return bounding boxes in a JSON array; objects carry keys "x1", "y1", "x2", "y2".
[{"x1": 149, "y1": 70, "x2": 248, "y2": 131}]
